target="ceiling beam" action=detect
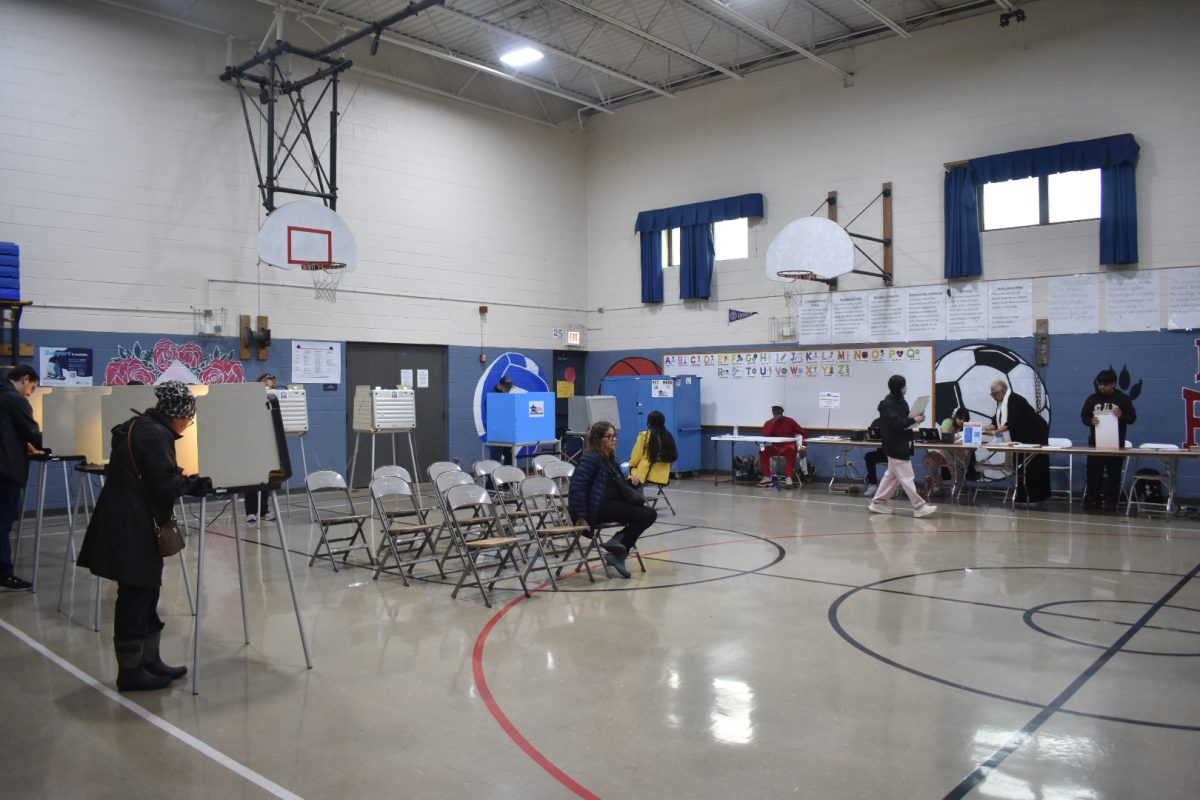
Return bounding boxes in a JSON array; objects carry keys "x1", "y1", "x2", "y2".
[
  {"x1": 692, "y1": 0, "x2": 852, "y2": 82},
  {"x1": 437, "y1": 6, "x2": 674, "y2": 98},
  {"x1": 844, "y1": 0, "x2": 911, "y2": 39},
  {"x1": 551, "y1": 0, "x2": 743, "y2": 81}
]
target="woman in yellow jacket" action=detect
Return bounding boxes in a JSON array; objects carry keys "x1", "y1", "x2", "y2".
[{"x1": 629, "y1": 410, "x2": 677, "y2": 485}]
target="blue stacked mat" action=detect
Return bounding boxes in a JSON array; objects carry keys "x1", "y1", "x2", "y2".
[{"x1": 0, "y1": 243, "x2": 18, "y2": 301}]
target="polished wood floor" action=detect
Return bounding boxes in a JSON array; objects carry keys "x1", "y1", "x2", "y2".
[{"x1": 2, "y1": 479, "x2": 1198, "y2": 799}]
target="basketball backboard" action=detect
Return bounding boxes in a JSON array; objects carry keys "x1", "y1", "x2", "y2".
[{"x1": 257, "y1": 201, "x2": 357, "y2": 271}]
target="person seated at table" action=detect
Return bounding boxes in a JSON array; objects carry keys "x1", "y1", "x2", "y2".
[
  {"x1": 923, "y1": 406, "x2": 970, "y2": 498},
  {"x1": 1081, "y1": 368, "x2": 1137, "y2": 512},
  {"x1": 757, "y1": 403, "x2": 808, "y2": 488},
  {"x1": 985, "y1": 380, "x2": 1050, "y2": 504},
  {"x1": 629, "y1": 410, "x2": 677, "y2": 487},
  {"x1": 863, "y1": 417, "x2": 886, "y2": 492}
]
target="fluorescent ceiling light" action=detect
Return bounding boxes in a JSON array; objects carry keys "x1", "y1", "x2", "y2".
[{"x1": 499, "y1": 46, "x2": 543, "y2": 68}]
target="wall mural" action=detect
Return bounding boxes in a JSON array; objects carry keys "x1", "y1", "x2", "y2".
[
  {"x1": 104, "y1": 339, "x2": 246, "y2": 385},
  {"x1": 472, "y1": 352, "x2": 549, "y2": 442}
]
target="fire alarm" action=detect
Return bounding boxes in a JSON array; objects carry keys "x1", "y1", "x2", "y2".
[
  {"x1": 479, "y1": 305, "x2": 488, "y2": 315},
  {"x1": 479, "y1": 353, "x2": 487, "y2": 363}
]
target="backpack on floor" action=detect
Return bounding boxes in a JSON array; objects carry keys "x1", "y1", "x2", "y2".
[
  {"x1": 733, "y1": 456, "x2": 761, "y2": 482},
  {"x1": 1132, "y1": 468, "x2": 1164, "y2": 503}
]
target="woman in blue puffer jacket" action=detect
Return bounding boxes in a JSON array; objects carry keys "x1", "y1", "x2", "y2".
[{"x1": 568, "y1": 420, "x2": 657, "y2": 578}]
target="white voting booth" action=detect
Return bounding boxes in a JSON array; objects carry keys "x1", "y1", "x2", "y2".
[
  {"x1": 29, "y1": 382, "x2": 310, "y2": 693},
  {"x1": 348, "y1": 385, "x2": 421, "y2": 492}
]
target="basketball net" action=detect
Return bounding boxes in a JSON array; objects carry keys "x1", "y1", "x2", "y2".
[{"x1": 300, "y1": 261, "x2": 346, "y2": 302}]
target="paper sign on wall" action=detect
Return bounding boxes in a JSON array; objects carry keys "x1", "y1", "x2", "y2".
[
  {"x1": 39, "y1": 347, "x2": 94, "y2": 386},
  {"x1": 416, "y1": 369, "x2": 429, "y2": 388},
  {"x1": 818, "y1": 391, "x2": 841, "y2": 409},
  {"x1": 292, "y1": 341, "x2": 341, "y2": 383},
  {"x1": 651, "y1": 379, "x2": 674, "y2": 398},
  {"x1": 400, "y1": 369, "x2": 414, "y2": 387}
]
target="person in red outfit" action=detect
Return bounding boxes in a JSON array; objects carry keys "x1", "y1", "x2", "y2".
[{"x1": 757, "y1": 404, "x2": 808, "y2": 487}]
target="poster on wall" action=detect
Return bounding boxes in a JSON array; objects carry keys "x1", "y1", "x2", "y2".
[
  {"x1": 831, "y1": 291, "x2": 870, "y2": 342},
  {"x1": 987, "y1": 279, "x2": 1033, "y2": 338},
  {"x1": 906, "y1": 286, "x2": 945, "y2": 341},
  {"x1": 868, "y1": 290, "x2": 906, "y2": 341},
  {"x1": 1048, "y1": 274, "x2": 1100, "y2": 334},
  {"x1": 39, "y1": 347, "x2": 93, "y2": 386},
  {"x1": 946, "y1": 284, "x2": 988, "y2": 339},
  {"x1": 1106, "y1": 271, "x2": 1161, "y2": 331},
  {"x1": 292, "y1": 340, "x2": 341, "y2": 383},
  {"x1": 1167, "y1": 267, "x2": 1200, "y2": 330},
  {"x1": 798, "y1": 293, "x2": 832, "y2": 344},
  {"x1": 104, "y1": 339, "x2": 245, "y2": 385}
]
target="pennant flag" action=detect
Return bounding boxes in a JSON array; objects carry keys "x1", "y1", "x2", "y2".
[{"x1": 728, "y1": 309, "x2": 758, "y2": 323}]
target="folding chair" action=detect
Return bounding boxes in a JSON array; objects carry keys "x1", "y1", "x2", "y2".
[
  {"x1": 472, "y1": 459, "x2": 502, "y2": 488},
  {"x1": 1046, "y1": 437, "x2": 1074, "y2": 505},
  {"x1": 491, "y1": 465, "x2": 537, "y2": 537},
  {"x1": 542, "y1": 460, "x2": 574, "y2": 493},
  {"x1": 643, "y1": 479, "x2": 675, "y2": 515},
  {"x1": 443, "y1": 483, "x2": 529, "y2": 607},
  {"x1": 305, "y1": 470, "x2": 374, "y2": 571},
  {"x1": 532, "y1": 454, "x2": 562, "y2": 475},
  {"x1": 427, "y1": 461, "x2": 462, "y2": 483},
  {"x1": 517, "y1": 476, "x2": 592, "y2": 588},
  {"x1": 1126, "y1": 444, "x2": 1178, "y2": 517},
  {"x1": 370, "y1": 476, "x2": 444, "y2": 584},
  {"x1": 433, "y1": 470, "x2": 482, "y2": 569},
  {"x1": 373, "y1": 464, "x2": 437, "y2": 517}
]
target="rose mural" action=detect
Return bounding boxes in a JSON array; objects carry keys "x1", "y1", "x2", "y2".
[{"x1": 104, "y1": 339, "x2": 246, "y2": 385}]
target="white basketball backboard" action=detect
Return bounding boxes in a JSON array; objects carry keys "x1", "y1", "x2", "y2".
[{"x1": 258, "y1": 201, "x2": 357, "y2": 271}]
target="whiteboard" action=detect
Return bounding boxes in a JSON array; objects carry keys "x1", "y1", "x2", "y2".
[{"x1": 663, "y1": 344, "x2": 936, "y2": 429}]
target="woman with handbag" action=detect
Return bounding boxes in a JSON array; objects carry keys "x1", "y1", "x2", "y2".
[
  {"x1": 568, "y1": 421, "x2": 658, "y2": 579},
  {"x1": 77, "y1": 381, "x2": 212, "y2": 692},
  {"x1": 629, "y1": 410, "x2": 677, "y2": 487}
]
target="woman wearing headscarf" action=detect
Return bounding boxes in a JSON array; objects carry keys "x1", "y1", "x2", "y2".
[
  {"x1": 869, "y1": 375, "x2": 937, "y2": 517},
  {"x1": 77, "y1": 381, "x2": 211, "y2": 692},
  {"x1": 568, "y1": 420, "x2": 658, "y2": 579},
  {"x1": 985, "y1": 380, "x2": 1050, "y2": 504}
]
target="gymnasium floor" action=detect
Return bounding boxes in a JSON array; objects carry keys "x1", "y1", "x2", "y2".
[{"x1": 1, "y1": 478, "x2": 1197, "y2": 799}]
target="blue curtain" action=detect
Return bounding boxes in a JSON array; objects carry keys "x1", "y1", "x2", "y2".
[
  {"x1": 944, "y1": 165, "x2": 982, "y2": 278},
  {"x1": 640, "y1": 230, "x2": 663, "y2": 304},
  {"x1": 945, "y1": 134, "x2": 1139, "y2": 275},
  {"x1": 679, "y1": 224, "x2": 715, "y2": 300},
  {"x1": 635, "y1": 193, "x2": 763, "y2": 303}
]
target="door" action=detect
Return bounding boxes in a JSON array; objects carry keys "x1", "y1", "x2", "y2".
[
  {"x1": 345, "y1": 342, "x2": 448, "y2": 487},
  {"x1": 552, "y1": 350, "x2": 587, "y2": 439}
]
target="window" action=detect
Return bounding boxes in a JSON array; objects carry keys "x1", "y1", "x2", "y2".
[
  {"x1": 661, "y1": 219, "x2": 748, "y2": 266},
  {"x1": 979, "y1": 168, "x2": 1100, "y2": 230}
]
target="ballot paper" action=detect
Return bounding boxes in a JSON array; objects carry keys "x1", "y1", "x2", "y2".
[
  {"x1": 908, "y1": 395, "x2": 929, "y2": 428},
  {"x1": 1095, "y1": 411, "x2": 1119, "y2": 450}
]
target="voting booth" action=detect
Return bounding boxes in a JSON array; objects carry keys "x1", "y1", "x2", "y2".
[
  {"x1": 567, "y1": 395, "x2": 621, "y2": 433},
  {"x1": 486, "y1": 391, "x2": 555, "y2": 443},
  {"x1": 349, "y1": 385, "x2": 420, "y2": 488}
]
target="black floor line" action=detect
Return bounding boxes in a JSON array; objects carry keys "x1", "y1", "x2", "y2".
[{"x1": 941, "y1": 561, "x2": 1200, "y2": 799}]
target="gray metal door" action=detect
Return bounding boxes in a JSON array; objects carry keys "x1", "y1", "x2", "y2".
[{"x1": 345, "y1": 342, "x2": 448, "y2": 487}]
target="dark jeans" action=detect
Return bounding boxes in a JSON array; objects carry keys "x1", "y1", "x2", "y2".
[
  {"x1": 596, "y1": 499, "x2": 657, "y2": 548},
  {"x1": 864, "y1": 449, "x2": 887, "y2": 484},
  {"x1": 244, "y1": 490, "x2": 269, "y2": 516},
  {"x1": 0, "y1": 477, "x2": 22, "y2": 577},
  {"x1": 115, "y1": 583, "x2": 163, "y2": 640},
  {"x1": 1086, "y1": 455, "x2": 1124, "y2": 504}
]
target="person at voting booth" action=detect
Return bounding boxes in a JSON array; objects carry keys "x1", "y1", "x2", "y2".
[
  {"x1": 869, "y1": 375, "x2": 937, "y2": 517},
  {"x1": 1081, "y1": 368, "x2": 1137, "y2": 511},
  {"x1": 569, "y1": 421, "x2": 657, "y2": 579},
  {"x1": 244, "y1": 373, "x2": 278, "y2": 523},
  {"x1": 985, "y1": 380, "x2": 1051, "y2": 504},
  {"x1": 0, "y1": 365, "x2": 44, "y2": 591},
  {"x1": 488, "y1": 375, "x2": 514, "y2": 465},
  {"x1": 757, "y1": 404, "x2": 808, "y2": 488},
  {"x1": 77, "y1": 381, "x2": 212, "y2": 692}
]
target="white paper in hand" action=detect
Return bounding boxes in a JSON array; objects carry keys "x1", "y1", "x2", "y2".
[{"x1": 1095, "y1": 411, "x2": 1119, "y2": 450}]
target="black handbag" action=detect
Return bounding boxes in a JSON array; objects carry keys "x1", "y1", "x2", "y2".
[
  {"x1": 608, "y1": 461, "x2": 645, "y2": 506},
  {"x1": 127, "y1": 420, "x2": 186, "y2": 558}
]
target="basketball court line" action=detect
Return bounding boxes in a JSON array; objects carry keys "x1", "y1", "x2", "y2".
[
  {"x1": 941, "y1": 561, "x2": 1200, "y2": 798},
  {"x1": 0, "y1": 616, "x2": 304, "y2": 800}
]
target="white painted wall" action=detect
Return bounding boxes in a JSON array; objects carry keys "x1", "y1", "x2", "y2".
[
  {"x1": 0, "y1": 0, "x2": 588, "y2": 347},
  {"x1": 583, "y1": 0, "x2": 1200, "y2": 350}
]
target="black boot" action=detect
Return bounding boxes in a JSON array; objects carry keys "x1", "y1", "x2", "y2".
[
  {"x1": 114, "y1": 639, "x2": 172, "y2": 692},
  {"x1": 143, "y1": 630, "x2": 187, "y2": 680}
]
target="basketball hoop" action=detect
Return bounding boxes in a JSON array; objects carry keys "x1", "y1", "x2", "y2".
[
  {"x1": 300, "y1": 261, "x2": 346, "y2": 302},
  {"x1": 775, "y1": 269, "x2": 819, "y2": 282}
]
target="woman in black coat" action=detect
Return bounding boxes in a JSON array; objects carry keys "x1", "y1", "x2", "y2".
[
  {"x1": 986, "y1": 380, "x2": 1051, "y2": 504},
  {"x1": 77, "y1": 381, "x2": 211, "y2": 692},
  {"x1": 567, "y1": 420, "x2": 657, "y2": 579}
]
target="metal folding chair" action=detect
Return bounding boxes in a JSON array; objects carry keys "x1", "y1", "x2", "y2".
[
  {"x1": 433, "y1": 470, "x2": 482, "y2": 569},
  {"x1": 427, "y1": 461, "x2": 461, "y2": 484},
  {"x1": 443, "y1": 483, "x2": 528, "y2": 607},
  {"x1": 305, "y1": 470, "x2": 374, "y2": 571},
  {"x1": 517, "y1": 476, "x2": 592, "y2": 588},
  {"x1": 644, "y1": 479, "x2": 675, "y2": 515},
  {"x1": 541, "y1": 460, "x2": 574, "y2": 493},
  {"x1": 472, "y1": 459, "x2": 502, "y2": 488},
  {"x1": 1047, "y1": 437, "x2": 1074, "y2": 504},
  {"x1": 532, "y1": 454, "x2": 562, "y2": 475},
  {"x1": 370, "y1": 476, "x2": 444, "y2": 584}
]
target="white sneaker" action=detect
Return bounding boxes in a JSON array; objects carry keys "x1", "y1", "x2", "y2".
[
  {"x1": 245, "y1": 514, "x2": 257, "y2": 524},
  {"x1": 262, "y1": 511, "x2": 276, "y2": 522},
  {"x1": 868, "y1": 503, "x2": 893, "y2": 515},
  {"x1": 914, "y1": 505, "x2": 938, "y2": 518},
  {"x1": 782, "y1": 477, "x2": 795, "y2": 488}
]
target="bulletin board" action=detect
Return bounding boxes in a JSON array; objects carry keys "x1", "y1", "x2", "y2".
[{"x1": 663, "y1": 343, "x2": 936, "y2": 429}]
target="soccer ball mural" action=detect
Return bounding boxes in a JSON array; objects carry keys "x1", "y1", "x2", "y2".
[
  {"x1": 473, "y1": 352, "x2": 550, "y2": 442},
  {"x1": 935, "y1": 344, "x2": 1050, "y2": 481}
]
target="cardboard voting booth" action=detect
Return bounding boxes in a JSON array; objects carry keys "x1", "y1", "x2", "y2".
[{"x1": 486, "y1": 391, "x2": 555, "y2": 443}]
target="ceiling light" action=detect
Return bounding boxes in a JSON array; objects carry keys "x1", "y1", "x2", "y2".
[{"x1": 499, "y1": 46, "x2": 543, "y2": 68}]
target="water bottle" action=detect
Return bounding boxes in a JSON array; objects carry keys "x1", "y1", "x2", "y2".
[{"x1": 772, "y1": 472, "x2": 779, "y2": 491}]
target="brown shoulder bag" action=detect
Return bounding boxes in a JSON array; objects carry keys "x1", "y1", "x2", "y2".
[{"x1": 127, "y1": 420, "x2": 186, "y2": 558}]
